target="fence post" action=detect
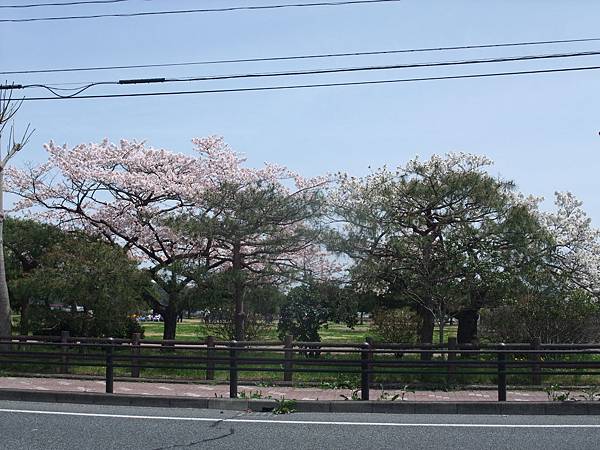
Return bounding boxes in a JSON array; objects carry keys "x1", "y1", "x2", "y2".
[
  {"x1": 283, "y1": 335, "x2": 294, "y2": 383},
  {"x1": 18, "y1": 335, "x2": 26, "y2": 351},
  {"x1": 497, "y1": 343, "x2": 507, "y2": 402},
  {"x1": 105, "y1": 338, "x2": 114, "y2": 394},
  {"x1": 530, "y1": 337, "x2": 542, "y2": 386},
  {"x1": 229, "y1": 341, "x2": 238, "y2": 399},
  {"x1": 365, "y1": 336, "x2": 374, "y2": 386},
  {"x1": 131, "y1": 332, "x2": 141, "y2": 378},
  {"x1": 447, "y1": 336, "x2": 457, "y2": 385},
  {"x1": 206, "y1": 335, "x2": 215, "y2": 381},
  {"x1": 60, "y1": 331, "x2": 70, "y2": 374},
  {"x1": 361, "y1": 342, "x2": 370, "y2": 401}
]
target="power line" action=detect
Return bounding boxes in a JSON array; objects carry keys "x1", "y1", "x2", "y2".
[
  {"x1": 0, "y1": 0, "x2": 403, "y2": 23},
  {"x1": 0, "y1": 0, "x2": 133, "y2": 8},
  {"x1": 4, "y1": 48, "x2": 600, "y2": 97},
  {"x1": 10, "y1": 48, "x2": 600, "y2": 97},
  {"x1": 4, "y1": 37, "x2": 600, "y2": 76},
  {"x1": 18, "y1": 64, "x2": 600, "y2": 101}
]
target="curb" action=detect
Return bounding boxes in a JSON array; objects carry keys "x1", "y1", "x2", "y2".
[{"x1": 1, "y1": 389, "x2": 599, "y2": 415}]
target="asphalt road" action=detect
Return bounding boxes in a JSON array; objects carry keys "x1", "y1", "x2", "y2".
[{"x1": 1, "y1": 400, "x2": 600, "y2": 449}]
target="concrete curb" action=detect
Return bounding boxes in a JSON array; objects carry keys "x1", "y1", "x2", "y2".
[{"x1": 1, "y1": 389, "x2": 599, "y2": 415}]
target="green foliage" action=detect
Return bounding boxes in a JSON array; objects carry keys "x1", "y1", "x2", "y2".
[
  {"x1": 372, "y1": 308, "x2": 421, "y2": 343},
  {"x1": 378, "y1": 384, "x2": 414, "y2": 401},
  {"x1": 202, "y1": 310, "x2": 270, "y2": 341},
  {"x1": 4, "y1": 218, "x2": 65, "y2": 281},
  {"x1": 480, "y1": 289, "x2": 600, "y2": 344},
  {"x1": 340, "y1": 389, "x2": 361, "y2": 401},
  {"x1": 28, "y1": 307, "x2": 144, "y2": 339},
  {"x1": 320, "y1": 375, "x2": 359, "y2": 390},
  {"x1": 5, "y1": 219, "x2": 150, "y2": 338},
  {"x1": 277, "y1": 281, "x2": 359, "y2": 342},
  {"x1": 273, "y1": 397, "x2": 296, "y2": 414},
  {"x1": 237, "y1": 390, "x2": 269, "y2": 399},
  {"x1": 330, "y1": 155, "x2": 546, "y2": 345},
  {"x1": 277, "y1": 284, "x2": 330, "y2": 342},
  {"x1": 545, "y1": 384, "x2": 571, "y2": 402},
  {"x1": 577, "y1": 386, "x2": 600, "y2": 401}
]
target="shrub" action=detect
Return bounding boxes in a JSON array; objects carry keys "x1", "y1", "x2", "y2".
[
  {"x1": 480, "y1": 290, "x2": 600, "y2": 344},
  {"x1": 277, "y1": 284, "x2": 329, "y2": 342},
  {"x1": 203, "y1": 310, "x2": 269, "y2": 341},
  {"x1": 372, "y1": 308, "x2": 421, "y2": 343},
  {"x1": 28, "y1": 306, "x2": 144, "y2": 339}
]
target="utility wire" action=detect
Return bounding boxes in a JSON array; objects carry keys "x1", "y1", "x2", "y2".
[
  {"x1": 17, "y1": 64, "x2": 600, "y2": 101},
  {"x1": 0, "y1": 0, "x2": 133, "y2": 8},
  {"x1": 4, "y1": 36, "x2": 600, "y2": 76},
  {"x1": 0, "y1": 0, "x2": 403, "y2": 23},
  {"x1": 5, "y1": 48, "x2": 600, "y2": 97},
  {"x1": 151, "y1": 49, "x2": 600, "y2": 82}
]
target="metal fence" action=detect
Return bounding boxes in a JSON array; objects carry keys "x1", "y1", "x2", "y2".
[{"x1": 2, "y1": 333, "x2": 600, "y2": 401}]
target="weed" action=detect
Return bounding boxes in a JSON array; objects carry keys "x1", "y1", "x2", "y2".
[
  {"x1": 340, "y1": 389, "x2": 361, "y2": 401},
  {"x1": 273, "y1": 397, "x2": 296, "y2": 415},
  {"x1": 577, "y1": 386, "x2": 600, "y2": 401},
  {"x1": 378, "y1": 384, "x2": 413, "y2": 401},
  {"x1": 320, "y1": 375, "x2": 359, "y2": 390},
  {"x1": 545, "y1": 384, "x2": 571, "y2": 401},
  {"x1": 238, "y1": 390, "x2": 268, "y2": 399}
]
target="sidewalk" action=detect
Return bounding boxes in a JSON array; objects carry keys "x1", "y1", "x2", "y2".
[{"x1": 0, "y1": 376, "x2": 554, "y2": 402}]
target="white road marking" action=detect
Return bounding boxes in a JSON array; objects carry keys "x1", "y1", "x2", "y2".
[{"x1": 0, "y1": 409, "x2": 599, "y2": 428}]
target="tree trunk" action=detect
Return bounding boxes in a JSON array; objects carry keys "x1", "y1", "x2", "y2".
[
  {"x1": 162, "y1": 297, "x2": 178, "y2": 341},
  {"x1": 456, "y1": 308, "x2": 480, "y2": 345},
  {"x1": 416, "y1": 305, "x2": 434, "y2": 361},
  {"x1": 19, "y1": 297, "x2": 29, "y2": 335},
  {"x1": 0, "y1": 169, "x2": 12, "y2": 342},
  {"x1": 232, "y1": 242, "x2": 245, "y2": 341}
]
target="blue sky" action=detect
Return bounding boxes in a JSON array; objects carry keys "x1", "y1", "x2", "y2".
[{"x1": 2, "y1": 0, "x2": 600, "y2": 221}]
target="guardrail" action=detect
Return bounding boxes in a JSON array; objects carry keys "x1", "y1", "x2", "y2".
[{"x1": 1, "y1": 334, "x2": 600, "y2": 401}]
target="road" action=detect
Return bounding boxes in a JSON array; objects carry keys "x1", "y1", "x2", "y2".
[{"x1": 0, "y1": 400, "x2": 599, "y2": 449}]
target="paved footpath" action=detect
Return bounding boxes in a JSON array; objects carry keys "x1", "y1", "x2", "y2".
[{"x1": 0, "y1": 376, "x2": 558, "y2": 401}]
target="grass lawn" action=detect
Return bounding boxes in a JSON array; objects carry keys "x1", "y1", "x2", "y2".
[{"x1": 141, "y1": 319, "x2": 457, "y2": 344}]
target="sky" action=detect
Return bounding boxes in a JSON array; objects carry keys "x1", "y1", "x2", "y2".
[{"x1": 2, "y1": 0, "x2": 600, "y2": 221}]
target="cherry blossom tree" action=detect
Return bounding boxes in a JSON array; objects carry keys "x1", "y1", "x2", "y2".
[
  {"x1": 538, "y1": 192, "x2": 600, "y2": 293},
  {"x1": 8, "y1": 136, "x2": 332, "y2": 340}
]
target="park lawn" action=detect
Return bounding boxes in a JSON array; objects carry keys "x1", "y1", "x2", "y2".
[
  {"x1": 141, "y1": 319, "x2": 457, "y2": 344},
  {"x1": 142, "y1": 320, "x2": 375, "y2": 343}
]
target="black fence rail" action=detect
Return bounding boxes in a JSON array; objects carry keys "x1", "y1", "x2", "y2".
[{"x1": 1, "y1": 334, "x2": 600, "y2": 401}]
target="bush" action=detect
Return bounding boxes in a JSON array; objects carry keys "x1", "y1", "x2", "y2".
[
  {"x1": 202, "y1": 310, "x2": 269, "y2": 341},
  {"x1": 28, "y1": 306, "x2": 144, "y2": 339},
  {"x1": 480, "y1": 290, "x2": 600, "y2": 344},
  {"x1": 277, "y1": 284, "x2": 329, "y2": 342},
  {"x1": 372, "y1": 308, "x2": 421, "y2": 343}
]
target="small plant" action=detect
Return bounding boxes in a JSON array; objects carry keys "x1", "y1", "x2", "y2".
[
  {"x1": 398, "y1": 384, "x2": 415, "y2": 401},
  {"x1": 273, "y1": 397, "x2": 296, "y2": 415},
  {"x1": 378, "y1": 391, "x2": 400, "y2": 401},
  {"x1": 320, "y1": 376, "x2": 359, "y2": 390},
  {"x1": 340, "y1": 389, "x2": 361, "y2": 401},
  {"x1": 545, "y1": 384, "x2": 571, "y2": 402},
  {"x1": 238, "y1": 390, "x2": 267, "y2": 399},
  {"x1": 577, "y1": 386, "x2": 600, "y2": 401},
  {"x1": 378, "y1": 384, "x2": 413, "y2": 401}
]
